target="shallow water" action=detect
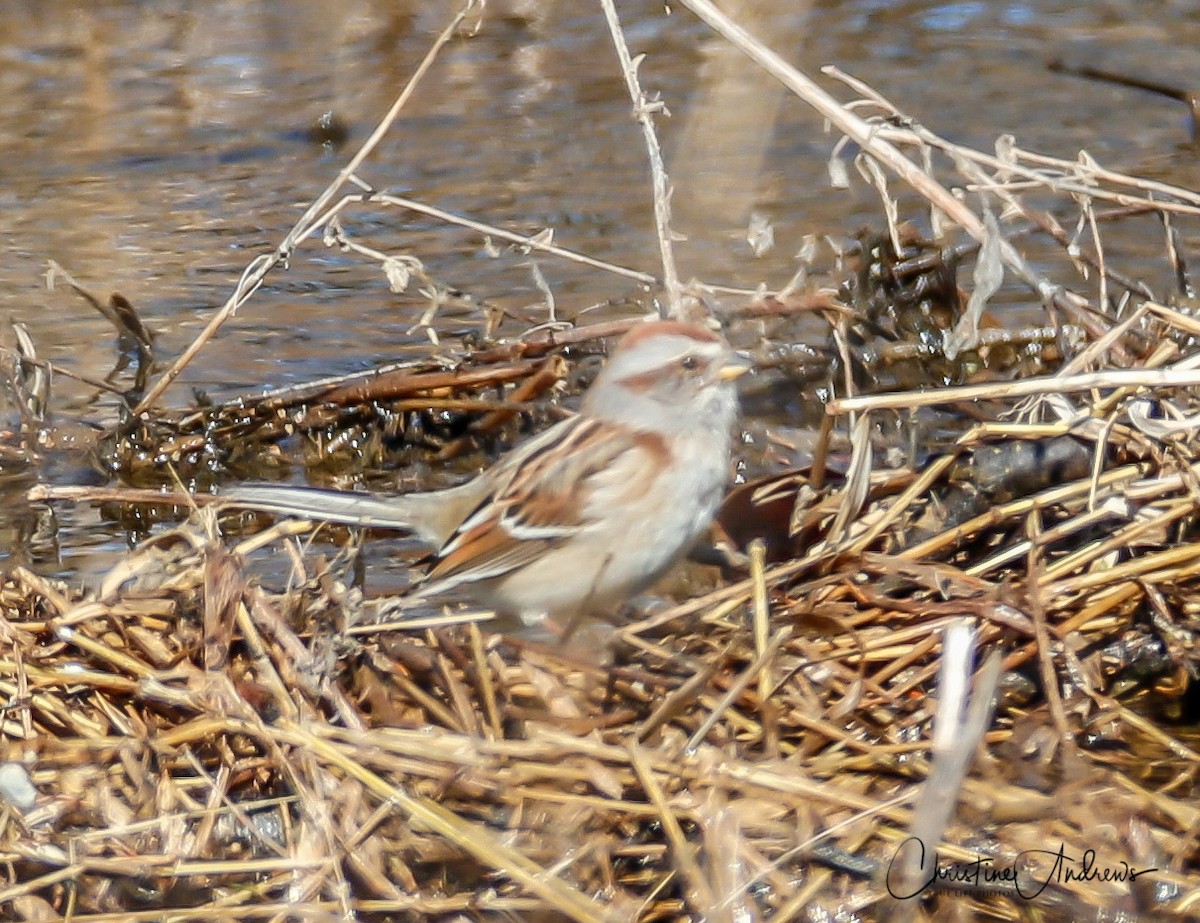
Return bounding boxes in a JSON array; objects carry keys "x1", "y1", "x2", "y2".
[{"x1": 3, "y1": 0, "x2": 1200, "y2": 579}]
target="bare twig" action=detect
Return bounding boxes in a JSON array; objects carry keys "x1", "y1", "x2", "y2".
[
  {"x1": 676, "y1": 0, "x2": 1125, "y2": 345},
  {"x1": 133, "y1": 3, "x2": 478, "y2": 414},
  {"x1": 828, "y1": 366, "x2": 1200, "y2": 415},
  {"x1": 599, "y1": 0, "x2": 683, "y2": 319}
]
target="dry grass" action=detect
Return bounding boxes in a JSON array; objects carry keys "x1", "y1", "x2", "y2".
[
  {"x1": 10, "y1": 386, "x2": 1200, "y2": 921},
  {"x1": 7, "y1": 3, "x2": 1200, "y2": 922}
]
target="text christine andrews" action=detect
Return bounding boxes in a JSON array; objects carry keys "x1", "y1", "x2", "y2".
[{"x1": 886, "y1": 837, "x2": 1157, "y2": 900}]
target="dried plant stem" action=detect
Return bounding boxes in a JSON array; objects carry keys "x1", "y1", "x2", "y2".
[
  {"x1": 375, "y1": 193, "x2": 657, "y2": 286},
  {"x1": 676, "y1": 0, "x2": 1101, "y2": 333},
  {"x1": 133, "y1": 3, "x2": 477, "y2": 414},
  {"x1": 628, "y1": 745, "x2": 715, "y2": 916},
  {"x1": 893, "y1": 623, "x2": 999, "y2": 915},
  {"x1": 599, "y1": 0, "x2": 683, "y2": 319},
  {"x1": 281, "y1": 725, "x2": 618, "y2": 923},
  {"x1": 829, "y1": 366, "x2": 1200, "y2": 415}
]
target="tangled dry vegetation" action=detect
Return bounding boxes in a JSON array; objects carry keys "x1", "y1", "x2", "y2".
[{"x1": 5, "y1": 3, "x2": 1200, "y2": 922}]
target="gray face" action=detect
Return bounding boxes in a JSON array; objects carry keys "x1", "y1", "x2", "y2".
[{"x1": 581, "y1": 330, "x2": 741, "y2": 435}]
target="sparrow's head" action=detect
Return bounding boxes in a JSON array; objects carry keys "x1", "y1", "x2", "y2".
[{"x1": 582, "y1": 320, "x2": 748, "y2": 434}]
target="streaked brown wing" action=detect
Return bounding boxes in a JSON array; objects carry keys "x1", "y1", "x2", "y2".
[{"x1": 422, "y1": 417, "x2": 639, "y2": 587}]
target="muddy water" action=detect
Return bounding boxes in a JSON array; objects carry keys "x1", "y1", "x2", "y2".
[{"x1": 3, "y1": 0, "x2": 1200, "y2": 578}]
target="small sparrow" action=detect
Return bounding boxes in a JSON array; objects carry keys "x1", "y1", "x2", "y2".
[{"x1": 222, "y1": 320, "x2": 748, "y2": 632}]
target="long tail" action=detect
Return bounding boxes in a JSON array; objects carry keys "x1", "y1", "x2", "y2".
[{"x1": 220, "y1": 484, "x2": 426, "y2": 535}]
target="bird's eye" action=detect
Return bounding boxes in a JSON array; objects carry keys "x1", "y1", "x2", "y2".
[{"x1": 680, "y1": 356, "x2": 701, "y2": 371}]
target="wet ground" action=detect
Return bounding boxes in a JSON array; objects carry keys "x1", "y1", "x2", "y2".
[{"x1": 3, "y1": 0, "x2": 1200, "y2": 579}]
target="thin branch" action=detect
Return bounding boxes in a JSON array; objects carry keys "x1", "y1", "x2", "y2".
[
  {"x1": 675, "y1": 0, "x2": 1107, "y2": 337},
  {"x1": 828, "y1": 366, "x2": 1200, "y2": 415},
  {"x1": 133, "y1": 3, "x2": 478, "y2": 414},
  {"x1": 599, "y1": 0, "x2": 683, "y2": 319},
  {"x1": 376, "y1": 193, "x2": 657, "y2": 286}
]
